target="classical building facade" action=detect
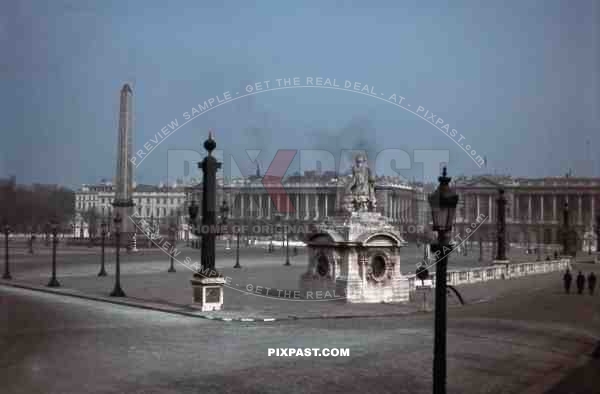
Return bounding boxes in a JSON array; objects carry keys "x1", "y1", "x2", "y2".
[
  {"x1": 74, "y1": 181, "x2": 187, "y2": 238},
  {"x1": 186, "y1": 172, "x2": 423, "y2": 240},
  {"x1": 453, "y1": 175, "x2": 600, "y2": 251}
]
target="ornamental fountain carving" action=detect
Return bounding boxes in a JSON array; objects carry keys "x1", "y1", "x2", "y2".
[{"x1": 300, "y1": 154, "x2": 410, "y2": 303}]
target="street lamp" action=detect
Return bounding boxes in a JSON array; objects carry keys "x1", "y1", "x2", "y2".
[
  {"x1": 3, "y1": 225, "x2": 11, "y2": 280},
  {"x1": 233, "y1": 224, "x2": 242, "y2": 269},
  {"x1": 595, "y1": 214, "x2": 600, "y2": 254},
  {"x1": 168, "y1": 224, "x2": 176, "y2": 273},
  {"x1": 110, "y1": 213, "x2": 126, "y2": 297},
  {"x1": 428, "y1": 166, "x2": 458, "y2": 394},
  {"x1": 47, "y1": 221, "x2": 60, "y2": 287},
  {"x1": 98, "y1": 222, "x2": 107, "y2": 276}
]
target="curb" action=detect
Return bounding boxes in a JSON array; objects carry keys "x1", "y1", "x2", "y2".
[
  {"x1": 0, "y1": 280, "x2": 281, "y2": 323},
  {"x1": 0, "y1": 280, "x2": 425, "y2": 322}
]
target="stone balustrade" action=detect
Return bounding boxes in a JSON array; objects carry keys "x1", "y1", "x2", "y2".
[{"x1": 407, "y1": 258, "x2": 571, "y2": 293}]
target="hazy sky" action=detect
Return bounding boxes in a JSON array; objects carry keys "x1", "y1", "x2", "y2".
[{"x1": 2, "y1": 0, "x2": 599, "y2": 187}]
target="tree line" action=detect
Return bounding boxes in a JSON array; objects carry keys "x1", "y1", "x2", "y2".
[{"x1": 0, "y1": 177, "x2": 75, "y2": 233}]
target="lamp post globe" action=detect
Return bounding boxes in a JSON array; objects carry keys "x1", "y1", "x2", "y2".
[{"x1": 428, "y1": 166, "x2": 458, "y2": 394}]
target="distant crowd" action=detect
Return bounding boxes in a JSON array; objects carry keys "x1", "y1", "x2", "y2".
[{"x1": 563, "y1": 269, "x2": 596, "y2": 295}]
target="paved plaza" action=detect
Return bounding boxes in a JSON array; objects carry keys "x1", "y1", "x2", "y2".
[{"x1": 1, "y1": 242, "x2": 600, "y2": 393}]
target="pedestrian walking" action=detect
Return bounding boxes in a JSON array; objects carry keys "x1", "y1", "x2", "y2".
[
  {"x1": 576, "y1": 271, "x2": 585, "y2": 294},
  {"x1": 563, "y1": 269, "x2": 572, "y2": 294},
  {"x1": 588, "y1": 272, "x2": 597, "y2": 295}
]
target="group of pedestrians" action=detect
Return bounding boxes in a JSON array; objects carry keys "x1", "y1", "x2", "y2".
[{"x1": 563, "y1": 269, "x2": 597, "y2": 295}]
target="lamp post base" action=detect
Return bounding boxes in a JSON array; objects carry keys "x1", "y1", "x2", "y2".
[
  {"x1": 168, "y1": 266, "x2": 176, "y2": 273},
  {"x1": 2, "y1": 272, "x2": 12, "y2": 280},
  {"x1": 47, "y1": 277, "x2": 60, "y2": 288},
  {"x1": 98, "y1": 268, "x2": 107, "y2": 277},
  {"x1": 110, "y1": 286, "x2": 126, "y2": 297}
]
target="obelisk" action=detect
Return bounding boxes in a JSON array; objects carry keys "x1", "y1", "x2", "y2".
[{"x1": 112, "y1": 84, "x2": 136, "y2": 247}]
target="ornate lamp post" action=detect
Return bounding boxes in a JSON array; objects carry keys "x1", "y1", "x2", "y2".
[
  {"x1": 110, "y1": 213, "x2": 126, "y2": 297},
  {"x1": 149, "y1": 214, "x2": 154, "y2": 248},
  {"x1": 98, "y1": 222, "x2": 107, "y2": 276},
  {"x1": 275, "y1": 214, "x2": 291, "y2": 266},
  {"x1": 168, "y1": 224, "x2": 177, "y2": 273},
  {"x1": 428, "y1": 167, "x2": 458, "y2": 394},
  {"x1": 284, "y1": 221, "x2": 291, "y2": 266},
  {"x1": 495, "y1": 189, "x2": 507, "y2": 261},
  {"x1": 47, "y1": 221, "x2": 60, "y2": 287},
  {"x1": 3, "y1": 225, "x2": 11, "y2": 280},
  {"x1": 233, "y1": 223, "x2": 242, "y2": 268},
  {"x1": 595, "y1": 214, "x2": 600, "y2": 254}
]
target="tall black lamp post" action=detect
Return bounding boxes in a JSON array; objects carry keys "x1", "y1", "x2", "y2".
[
  {"x1": 188, "y1": 131, "x2": 221, "y2": 278},
  {"x1": 110, "y1": 214, "x2": 126, "y2": 297},
  {"x1": 275, "y1": 214, "x2": 291, "y2": 266},
  {"x1": 3, "y1": 225, "x2": 11, "y2": 280},
  {"x1": 98, "y1": 222, "x2": 107, "y2": 276},
  {"x1": 428, "y1": 167, "x2": 458, "y2": 394},
  {"x1": 168, "y1": 224, "x2": 177, "y2": 273},
  {"x1": 47, "y1": 221, "x2": 60, "y2": 287},
  {"x1": 233, "y1": 224, "x2": 242, "y2": 268},
  {"x1": 595, "y1": 214, "x2": 600, "y2": 254}
]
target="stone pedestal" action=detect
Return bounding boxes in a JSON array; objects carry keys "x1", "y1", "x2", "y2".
[
  {"x1": 301, "y1": 211, "x2": 410, "y2": 303},
  {"x1": 190, "y1": 277, "x2": 225, "y2": 311}
]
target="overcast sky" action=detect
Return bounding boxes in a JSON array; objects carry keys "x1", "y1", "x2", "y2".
[{"x1": 2, "y1": 0, "x2": 599, "y2": 188}]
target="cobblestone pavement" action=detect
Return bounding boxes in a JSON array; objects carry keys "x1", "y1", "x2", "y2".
[{"x1": 1, "y1": 262, "x2": 599, "y2": 394}]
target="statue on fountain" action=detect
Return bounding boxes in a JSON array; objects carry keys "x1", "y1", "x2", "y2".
[{"x1": 346, "y1": 154, "x2": 376, "y2": 212}]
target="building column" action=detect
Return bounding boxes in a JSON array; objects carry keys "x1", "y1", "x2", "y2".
[
  {"x1": 286, "y1": 194, "x2": 290, "y2": 219},
  {"x1": 514, "y1": 195, "x2": 519, "y2": 222},
  {"x1": 305, "y1": 194, "x2": 309, "y2": 220},
  {"x1": 552, "y1": 195, "x2": 557, "y2": 222},
  {"x1": 476, "y1": 195, "x2": 480, "y2": 218},
  {"x1": 488, "y1": 194, "x2": 493, "y2": 222},
  {"x1": 540, "y1": 195, "x2": 544, "y2": 223},
  {"x1": 267, "y1": 194, "x2": 271, "y2": 219},
  {"x1": 228, "y1": 193, "x2": 232, "y2": 218},
  {"x1": 296, "y1": 194, "x2": 300, "y2": 220},
  {"x1": 314, "y1": 194, "x2": 319, "y2": 220},
  {"x1": 578, "y1": 195, "x2": 583, "y2": 225},
  {"x1": 249, "y1": 194, "x2": 254, "y2": 218},
  {"x1": 385, "y1": 194, "x2": 390, "y2": 218},
  {"x1": 258, "y1": 195, "x2": 263, "y2": 218},
  {"x1": 324, "y1": 194, "x2": 328, "y2": 218},
  {"x1": 528, "y1": 195, "x2": 532, "y2": 223}
]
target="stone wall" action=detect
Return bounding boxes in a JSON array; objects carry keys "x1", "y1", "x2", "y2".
[{"x1": 407, "y1": 258, "x2": 571, "y2": 293}]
